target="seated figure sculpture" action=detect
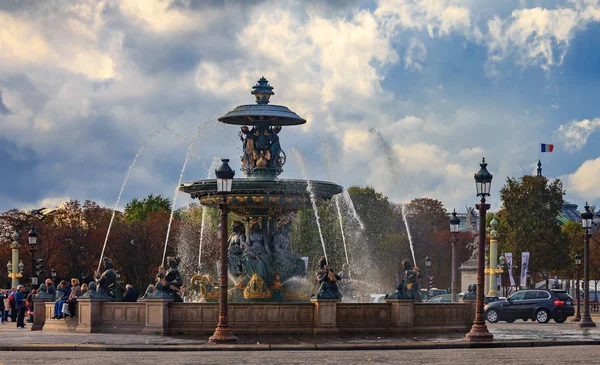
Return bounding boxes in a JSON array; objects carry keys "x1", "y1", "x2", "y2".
[
  {"x1": 243, "y1": 222, "x2": 272, "y2": 284},
  {"x1": 90, "y1": 257, "x2": 117, "y2": 300},
  {"x1": 155, "y1": 256, "x2": 184, "y2": 302},
  {"x1": 387, "y1": 259, "x2": 422, "y2": 301},
  {"x1": 316, "y1": 256, "x2": 342, "y2": 300},
  {"x1": 272, "y1": 218, "x2": 306, "y2": 282},
  {"x1": 227, "y1": 221, "x2": 246, "y2": 277}
]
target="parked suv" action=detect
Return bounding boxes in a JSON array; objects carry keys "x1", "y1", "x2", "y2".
[{"x1": 484, "y1": 289, "x2": 574, "y2": 324}]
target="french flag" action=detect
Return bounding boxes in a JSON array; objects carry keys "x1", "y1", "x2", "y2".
[{"x1": 541, "y1": 143, "x2": 554, "y2": 153}]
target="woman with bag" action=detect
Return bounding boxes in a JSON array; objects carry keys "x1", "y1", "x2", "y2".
[{"x1": 63, "y1": 279, "x2": 81, "y2": 318}]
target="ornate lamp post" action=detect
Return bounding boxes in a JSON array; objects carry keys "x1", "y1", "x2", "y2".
[
  {"x1": 580, "y1": 204, "x2": 596, "y2": 328},
  {"x1": 485, "y1": 218, "x2": 501, "y2": 297},
  {"x1": 8, "y1": 230, "x2": 24, "y2": 287},
  {"x1": 466, "y1": 157, "x2": 494, "y2": 342},
  {"x1": 425, "y1": 255, "x2": 432, "y2": 300},
  {"x1": 209, "y1": 158, "x2": 238, "y2": 344},
  {"x1": 573, "y1": 253, "x2": 582, "y2": 322},
  {"x1": 51, "y1": 268, "x2": 57, "y2": 286},
  {"x1": 449, "y1": 210, "x2": 460, "y2": 302},
  {"x1": 28, "y1": 226, "x2": 39, "y2": 288}
]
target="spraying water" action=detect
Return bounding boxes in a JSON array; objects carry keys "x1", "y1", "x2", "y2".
[
  {"x1": 162, "y1": 137, "x2": 200, "y2": 266},
  {"x1": 342, "y1": 189, "x2": 365, "y2": 230},
  {"x1": 335, "y1": 196, "x2": 350, "y2": 266},
  {"x1": 401, "y1": 204, "x2": 417, "y2": 265},
  {"x1": 98, "y1": 128, "x2": 163, "y2": 271},
  {"x1": 197, "y1": 157, "x2": 221, "y2": 272},
  {"x1": 291, "y1": 147, "x2": 328, "y2": 263}
]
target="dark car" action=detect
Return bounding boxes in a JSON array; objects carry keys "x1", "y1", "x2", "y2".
[
  {"x1": 427, "y1": 294, "x2": 452, "y2": 303},
  {"x1": 484, "y1": 289, "x2": 574, "y2": 324}
]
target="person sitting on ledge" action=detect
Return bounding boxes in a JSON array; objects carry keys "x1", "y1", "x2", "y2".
[
  {"x1": 64, "y1": 279, "x2": 82, "y2": 318},
  {"x1": 52, "y1": 281, "x2": 69, "y2": 319},
  {"x1": 124, "y1": 284, "x2": 138, "y2": 302}
]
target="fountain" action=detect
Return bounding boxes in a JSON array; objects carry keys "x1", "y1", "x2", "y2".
[
  {"x1": 40, "y1": 77, "x2": 474, "y2": 336},
  {"x1": 179, "y1": 77, "x2": 343, "y2": 302}
]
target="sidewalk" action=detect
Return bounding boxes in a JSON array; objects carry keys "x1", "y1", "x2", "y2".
[{"x1": 1, "y1": 321, "x2": 600, "y2": 351}]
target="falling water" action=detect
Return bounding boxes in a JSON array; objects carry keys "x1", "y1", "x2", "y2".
[
  {"x1": 197, "y1": 157, "x2": 221, "y2": 272},
  {"x1": 291, "y1": 148, "x2": 328, "y2": 263},
  {"x1": 342, "y1": 189, "x2": 365, "y2": 230},
  {"x1": 401, "y1": 204, "x2": 417, "y2": 265},
  {"x1": 98, "y1": 128, "x2": 163, "y2": 271}
]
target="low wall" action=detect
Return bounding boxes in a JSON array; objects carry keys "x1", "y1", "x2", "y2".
[{"x1": 40, "y1": 299, "x2": 473, "y2": 335}]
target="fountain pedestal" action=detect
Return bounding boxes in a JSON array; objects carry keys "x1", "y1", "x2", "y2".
[
  {"x1": 386, "y1": 299, "x2": 414, "y2": 332},
  {"x1": 311, "y1": 298, "x2": 340, "y2": 335},
  {"x1": 76, "y1": 297, "x2": 111, "y2": 333},
  {"x1": 142, "y1": 297, "x2": 174, "y2": 335},
  {"x1": 32, "y1": 294, "x2": 55, "y2": 331}
]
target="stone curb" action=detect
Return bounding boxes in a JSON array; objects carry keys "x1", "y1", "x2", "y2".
[{"x1": 1, "y1": 340, "x2": 600, "y2": 351}]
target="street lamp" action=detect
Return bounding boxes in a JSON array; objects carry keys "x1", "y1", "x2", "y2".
[
  {"x1": 51, "y1": 268, "x2": 57, "y2": 286},
  {"x1": 425, "y1": 255, "x2": 432, "y2": 300},
  {"x1": 28, "y1": 226, "x2": 39, "y2": 288},
  {"x1": 573, "y1": 253, "x2": 582, "y2": 322},
  {"x1": 465, "y1": 157, "x2": 494, "y2": 342},
  {"x1": 208, "y1": 158, "x2": 238, "y2": 344},
  {"x1": 580, "y1": 203, "x2": 596, "y2": 328},
  {"x1": 486, "y1": 218, "x2": 501, "y2": 297},
  {"x1": 449, "y1": 210, "x2": 460, "y2": 302},
  {"x1": 8, "y1": 230, "x2": 23, "y2": 287}
]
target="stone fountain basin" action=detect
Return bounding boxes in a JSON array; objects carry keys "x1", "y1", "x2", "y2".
[{"x1": 179, "y1": 178, "x2": 343, "y2": 216}]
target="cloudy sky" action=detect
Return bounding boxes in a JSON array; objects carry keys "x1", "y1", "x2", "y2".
[{"x1": 1, "y1": 0, "x2": 600, "y2": 214}]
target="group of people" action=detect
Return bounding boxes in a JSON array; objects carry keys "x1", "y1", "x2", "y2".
[
  {"x1": 51, "y1": 278, "x2": 86, "y2": 319},
  {"x1": 0, "y1": 285, "x2": 36, "y2": 328}
]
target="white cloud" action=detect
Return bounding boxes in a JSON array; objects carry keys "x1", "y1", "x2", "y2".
[
  {"x1": 375, "y1": 0, "x2": 471, "y2": 38},
  {"x1": 554, "y1": 118, "x2": 600, "y2": 151},
  {"x1": 567, "y1": 157, "x2": 600, "y2": 199},
  {"x1": 405, "y1": 38, "x2": 427, "y2": 72},
  {"x1": 486, "y1": 5, "x2": 600, "y2": 69}
]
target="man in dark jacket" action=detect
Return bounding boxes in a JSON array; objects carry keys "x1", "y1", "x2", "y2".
[
  {"x1": 123, "y1": 284, "x2": 138, "y2": 302},
  {"x1": 14, "y1": 285, "x2": 26, "y2": 328}
]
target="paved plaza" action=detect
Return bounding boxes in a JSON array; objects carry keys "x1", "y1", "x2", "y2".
[{"x1": 0, "y1": 346, "x2": 598, "y2": 365}]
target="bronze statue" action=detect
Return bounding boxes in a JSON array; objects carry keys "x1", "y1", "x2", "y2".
[
  {"x1": 272, "y1": 217, "x2": 306, "y2": 281},
  {"x1": 316, "y1": 256, "x2": 342, "y2": 300},
  {"x1": 94, "y1": 257, "x2": 117, "y2": 299},
  {"x1": 227, "y1": 221, "x2": 246, "y2": 276},
  {"x1": 386, "y1": 259, "x2": 422, "y2": 301},
  {"x1": 243, "y1": 222, "x2": 272, "y2": 284},
  {"x1": 155, "y1": 256, "x2": 184, "y2": 302}
]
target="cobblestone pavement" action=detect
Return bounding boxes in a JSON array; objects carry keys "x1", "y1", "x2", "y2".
[
  {"x1": 1, "y1": 320, "x2": 600, "y2": 347},
  {"x1": 0, "y1": 346, "x2": 599, "y2": 365}
]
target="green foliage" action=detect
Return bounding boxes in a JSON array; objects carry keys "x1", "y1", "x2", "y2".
[
  {"x1": 497, "y1": 175, "x2": 567, "y2": 275},
  {"x1": 124, "y1": 194, "x2": 172, "y2": 223}
]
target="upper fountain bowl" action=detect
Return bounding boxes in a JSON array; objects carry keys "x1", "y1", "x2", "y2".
[
  {"x1": 179, "y1": 178, "x2": 343, "y2": 216},
  {"x1": 217, "y1": 76, "x2": 306, "y2": 126}
]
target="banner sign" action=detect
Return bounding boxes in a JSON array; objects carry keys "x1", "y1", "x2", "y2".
[
  {"x1": 520, "y1": 252, "x2": 530, "y2": 288},
  {"x1": 506, "y1": 253, "x2": 516, "y2": 287},
  {"x1": 497, "y1": 265, "x2": 502, "y2": 291}
]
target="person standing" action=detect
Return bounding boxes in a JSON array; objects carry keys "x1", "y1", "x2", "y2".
[
  {"x1": 9, "y1": 287, "x2": 16, "y2": 322},
  {"x1": 3, "y1": 291, "x2": 9, "y2": 323},
  {"x1": 14, "y1": 285, "x2": 27, "y2": 328},
  {"x1": 0, "y1": 290, "x2": 5, "y2": 324},
  {"x1": 26, "y1": 289, "x2": 37, "y2": 323}
]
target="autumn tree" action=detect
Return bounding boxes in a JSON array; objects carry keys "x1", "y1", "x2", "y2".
[{"x1": 497, "y1": 175, "x2": 567, "y2": 282}]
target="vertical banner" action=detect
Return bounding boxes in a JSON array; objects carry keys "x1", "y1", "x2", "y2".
[
  {"x1": 506, "y1": 253, "x2": 516, "y2": 287},
  {"x1": 520, "y1": 252, "x2": 530, "y2": 288}
]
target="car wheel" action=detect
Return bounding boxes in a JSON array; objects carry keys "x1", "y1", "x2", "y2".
[
  {"x1": 485, "y1": 309, "x2": 499, "y2": 323},
  {"x1": 554, "y1": 316, "x2": 566, "y2": 323},
  {"x1": 536, "y1": 309, "x2": 550, "y2": 323},
  {"x1": 505, "y1": 319, "x2": 515, "y2": 323}
]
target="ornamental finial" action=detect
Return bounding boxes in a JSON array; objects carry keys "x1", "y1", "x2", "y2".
[{"x1": 251, "y1": 76, "x2": 274, "y2": 105}]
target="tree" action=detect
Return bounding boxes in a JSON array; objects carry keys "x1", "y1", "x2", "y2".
[
  {"x1": 404, "y1": 198, "x2": 451, "y2": 289},
  {"x1": 497, "y1": 175, "x2": 567, "y2": 282},
  {"x1": 124, "y1": 194, "x2": 172, "y2": 223}
]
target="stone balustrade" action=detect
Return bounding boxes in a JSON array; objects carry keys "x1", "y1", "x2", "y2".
[{"x1": 40, "y1": 299, "x2": 473, "y2": 335}]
